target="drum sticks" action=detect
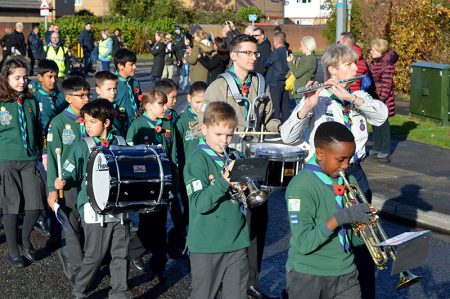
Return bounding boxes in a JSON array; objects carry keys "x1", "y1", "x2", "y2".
[{"x1": 55, "y1": 148, "x2": 63, "y2": 199}]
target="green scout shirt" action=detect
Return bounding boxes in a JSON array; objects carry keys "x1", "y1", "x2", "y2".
[
  {"x1": 111, "y1": 103, "x2": 127, "y2": 137},
  {"x1": 175, "y1": 106, "x2": 200, "y2": 166},
  {"x1": 285, "y1": 170, "x2": 362, "y2": 276},
  {"x1": 0, "y1": 96, "x2": 42, "y2": 161},
  {"x1": 115, "y1": 73, "x2": 142, "y2": 129},
  {"x1": 34, "y1": 88, "x2": 67, "y2": 153},
  {"x1": 183, "y1": 145, "x2": 250, "y2": 253},
  {"x1": 46, "y1": 108, "x2": 86, "y2": 193},
  {"x1": 27, "y1": 80, "x2": 41, "y2": 94},
  {"x1": 126, "y1": 115, "x2": 179, "y2": 192},
  {"x1": 61, "y1": 136, "x2": 119, "y2": 216}
]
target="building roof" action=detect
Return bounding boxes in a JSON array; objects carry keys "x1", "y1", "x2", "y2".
[{"x1": 0, "y1": 0, "x2": 40, "y2": 9}]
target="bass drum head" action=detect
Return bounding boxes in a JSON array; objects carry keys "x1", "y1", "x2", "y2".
[
  {"x1": 250, "y1": 143, "x2": 304, "y2": 162},
  {"x1": 87, "y1": 151, "x2": 111, "y2": 213}
]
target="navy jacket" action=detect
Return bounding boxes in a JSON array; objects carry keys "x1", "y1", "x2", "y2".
[
  {"x1": 264, "y1": 46, "x2": 289, "y2": 87},
  {"x1": 79, "y1": 29, "x2": 94, "y2": 51},
  {"x1": 254, "y1": 37, "x2": 272, "y2": 76}
]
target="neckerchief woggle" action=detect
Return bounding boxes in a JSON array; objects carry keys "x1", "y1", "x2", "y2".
[
  {"x1": 228, "y1": 66, "x2": 252, "y2": 119},
  {"x1": 142, "y1": 112, "x2": 163, "y2": 144},
  {"x1": 63, "y1": 106, "x2": 87, "y2": 137},
  {"x1": 115, "y1": 71, "x2": 138, "y2": 116},
  {"x1": 16, "y1": 93, "x2": 30, "y2": 155},
  {"x1": 303, "y1": 154, "x2": 350, "y2": 252},
  {"x1": 196, "y1": 139, "x2": 247, "y2": 215}
]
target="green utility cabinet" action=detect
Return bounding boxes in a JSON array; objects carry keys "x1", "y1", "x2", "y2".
[{"x1": 410, "y1": 62, "x2": 450, "y2": 126}]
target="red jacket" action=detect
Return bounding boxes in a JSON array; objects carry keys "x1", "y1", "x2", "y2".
[
  {"x1": 370, "y1": 50, "x2": 399, "y2": 116},
  {"x1": 349, "y1": 45, "x2": 369, "y2": 93}
]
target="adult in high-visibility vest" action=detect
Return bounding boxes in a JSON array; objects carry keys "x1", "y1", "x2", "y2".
[
  {"x1": 44, "y1": 32, "x2": 69, "y2": 78},
  {"x1": 98, "y1": 30, "x2": 113, "y2": 72}
]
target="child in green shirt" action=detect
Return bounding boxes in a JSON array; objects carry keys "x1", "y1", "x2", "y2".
[
  {"x1": 54, "y1": 99, "x2": 130, "y2": 298},
  {"x1": 154, "y1": 78, "x2": 179, "y2": 123},
  {"x1": 95, "y1": 71, "x2": 127, "y2": 137},
  {"x1": 285, "y1": 121, "x2": 374, "y2": 298},
  {"x1": 46, "y1": 75, "x2": 91, "y2": 282},
  {"x1": 0, "y1": 58, "x2": 45, "y2": 268},
  {"x1": 184, "y1": 102, "x2": 250, "y2": 299}
]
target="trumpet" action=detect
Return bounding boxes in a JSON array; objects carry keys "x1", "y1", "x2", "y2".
[
  {"x1": 339, "y1": 171, "x2": 422, "y2": 290},
  {"x1": 222, "y1": 146, "x2": 269, "y2": 209},
  {"x1": 296, "y1": 75, "x2": 365, "y2": 94}
]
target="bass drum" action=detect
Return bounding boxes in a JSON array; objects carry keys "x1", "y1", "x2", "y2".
[
  {"x1": 86, "y1": 144, "x2": 172, "y2": 215},
  {"x1": 250, "y1": 143, "x2": 305, "y2": 191}
]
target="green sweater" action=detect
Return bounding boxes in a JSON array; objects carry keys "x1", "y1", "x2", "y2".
[
  {"x1": 285, "y1": 170, "x2": 361, "y2": 276},
  {"x1": 175, "y1": 107, "x2": 200, "y2": 166},
  {"x1": 46, "y1": 108, "x2": 84, "y2": 193},
  {"x1": 184, "y1": 146, "x2": 250, "y2": 253},
  {"x1": 0, "y1": 97, "x2": 41, "y2": 162},
  {"x1": 288, "y1": 53, "x2": 317, "y2": 92},
  {"x1": 115, "y1": 74, "x2": 142, "y2": 129}
]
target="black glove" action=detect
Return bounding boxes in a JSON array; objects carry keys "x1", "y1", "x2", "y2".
[{"x1": 334, "y1": 203, "x2": 371, "y2": 226}]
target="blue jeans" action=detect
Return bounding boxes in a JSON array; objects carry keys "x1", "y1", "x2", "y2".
[{"x1": 83, "y1": 50, "x2": 92, "y2": 74}]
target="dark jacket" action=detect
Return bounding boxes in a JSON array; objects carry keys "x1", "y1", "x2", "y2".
[
  {"x1": 199, "y1": 54, "x2": 229, "y2": 85},
  {"x1": 44, "y1": 30, "x2": 52, "y2": 45},
  {"x1": 149, "y1": 41, "x2": 166, "y2": 77},
  {"x1": 79, "y1": 29, "x2": 94, "y2": 51},
  {"x1": 254, "y1": 38, "x2": 272, "y2": 75},
  {"x1": 264, "y1": 45, "x2": 289, "y2": 87},
  {"x1": 370, "y1": 50, "x2": 399, "y2": 117},
  {"x1": 0, "y1": 33, "x2": 12, "y2": 57},
  {"x1": 112, "y1": 34, "x2": 122, "y2": 57},
  {"x1": 10, "y1": 30, "x2": 27, "y2": 56},
  {"x1": 164, "y1": 42, "x2": 177, "y2": 65},
  {"x1": 28, "y1": 32, "x2": 45, "y2": 60},
  {"x1": 174, "y1": 33, "x2": 185, "y2": 62}
]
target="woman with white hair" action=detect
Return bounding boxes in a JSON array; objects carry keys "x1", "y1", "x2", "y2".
[{"x1": 286, "y1": 36, "x2": 318, "y2": 102}]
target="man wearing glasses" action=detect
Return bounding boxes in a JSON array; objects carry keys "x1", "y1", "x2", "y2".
[
  {"x1": 203, "y1": 34, "x2": 280, "y2": 299},
  {"x1": 264, "y1": 32, "x2": 290, "y2": 122},
  {"x1": 252, "y1": 28, "x2": 272, "y2": 76}
]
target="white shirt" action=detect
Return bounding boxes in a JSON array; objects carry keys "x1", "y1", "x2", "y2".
[{"x1": 281, "y1": 89, "x2": 388, "y2": 161}]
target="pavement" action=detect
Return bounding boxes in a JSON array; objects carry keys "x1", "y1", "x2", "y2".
[{"x1": 363, "y1": 99, "x2": 450, "y2": 234}]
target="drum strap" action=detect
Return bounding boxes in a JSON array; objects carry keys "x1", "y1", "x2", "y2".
[{"x1": 83, "y1": 135, "x2": 126, "y2": 152}]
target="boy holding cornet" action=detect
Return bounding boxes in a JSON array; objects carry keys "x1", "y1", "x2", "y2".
[{"x1": 285, "y1": 121, "x2": 376, "y2": 299}]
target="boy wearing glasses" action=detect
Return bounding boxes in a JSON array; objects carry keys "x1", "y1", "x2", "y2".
[
  {"x1": 203, "y1": 34, "x2": 280, "y2": 299},
  {"x1": 46, "y1": 76, "x2": 91, "y2": 285}
]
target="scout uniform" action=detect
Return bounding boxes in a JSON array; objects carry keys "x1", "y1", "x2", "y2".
[
  {"x1": 111, "y1": 103, "x2": 127, "y2": 137},
  {"x1": 47, "y1": 106, "x2": 87, "y2": 278},
  {"x1": 285, "y1": 155, "x2": 363, "y2": 298},
  {"x1": 0, "y1": 94, "x2": 45, "y2": 214},
  {"x1": 175, "y1": 106, "x2": 200, "y2": 163},
  {"x1": 115, "y1": 72, "x2": 142, "y2": 130},
  {"x1": 61, "y1": 135, "x2": 129, "y2": 298},
  {"x1": 183, "y1": 140, "x2": 250, "y2": 299},
  {"x1": 126, "y1": 113, "x2": 177, "y2": 277},
  {"x1": 33, "y1": 87, "x2": 67, "y2": 153}
]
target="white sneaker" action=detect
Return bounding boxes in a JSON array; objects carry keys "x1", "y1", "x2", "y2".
[
  {"x1": 377, "y1": 152, "x2": 390, "y2": 159},
  {"x1": 369, "y1": 149, "x2": 379, "y2": 156}
]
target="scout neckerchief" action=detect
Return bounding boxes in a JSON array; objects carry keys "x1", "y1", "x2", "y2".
[
  {"x1": 142, "y1": 112, "x2": 163, "y2": 144},
  {"x1": 116, "y1": 72, "x2": 138, "y2": 116},
  {"x1": 37, "y1": 88, "x2": 57, "y2": 111},
  {"x1": 229, "y1": 66, "x2": 252, "y2": 118},
  {"x1": 187, "y1": 106, "x2": 197, "y2": 121},
  {"x1": 63, "y1": 106, "x2": 87, "y2": 137},
  {"x1": 196, "y1": 139, "x2": 246, "y2": 215},
  {"x1": 16, "y1": 93, "x2": 30, "y2": 155},
  {"x1": 93, "y1": 131, "x2": 113, "y2": 147},
  {"x1": 303, "y1": 154, "x2": 350, "y2": 252}
]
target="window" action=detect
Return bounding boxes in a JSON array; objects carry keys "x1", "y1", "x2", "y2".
[{"x1": 75, "y1": 0, "x2": 82, "y2": 6}]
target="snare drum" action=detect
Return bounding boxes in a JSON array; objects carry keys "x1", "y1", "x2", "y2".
[
  {"x1": 86, "y1": 145, "x2": 172, "y2": 215},
  {"x1": 250, "y1": 143, "x2": 305, "y2": 190}
]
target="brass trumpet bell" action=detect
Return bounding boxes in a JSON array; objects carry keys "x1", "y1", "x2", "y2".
[{"x1": 396, "y1": 271, "x2": 422, "y2": 290}]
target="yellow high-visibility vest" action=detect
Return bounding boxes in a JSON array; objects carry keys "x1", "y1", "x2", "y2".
[
  {"x1": 45, "y1": 45, "x2": 67, "y2": 78},
  {"x1": 99, "y1": 38, "x2": 112, "y2": 60}
]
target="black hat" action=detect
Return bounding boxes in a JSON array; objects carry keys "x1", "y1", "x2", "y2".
[{"x1": 175, "y1": 25, "x2": 181, "y2": 30}]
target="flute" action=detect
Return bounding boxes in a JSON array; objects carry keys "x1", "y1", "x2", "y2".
[
  {"x1": 55, "y1": 148, "x2": 63, "y2": 199},
  {"x1": 295, "y1": 75, "x2": 365, "y2": 95}
]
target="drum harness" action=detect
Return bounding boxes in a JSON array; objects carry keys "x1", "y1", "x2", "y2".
[
  {"x1": 83, "y1": 135, "x2": 130, "y2": 226},
  {"x1": 218, "y1": 72, "x2": 268, "y2": 149}
]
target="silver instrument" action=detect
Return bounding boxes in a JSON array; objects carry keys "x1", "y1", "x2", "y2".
[{"x1": 296, "y1": 75, "x2": 365, "y2": 94}]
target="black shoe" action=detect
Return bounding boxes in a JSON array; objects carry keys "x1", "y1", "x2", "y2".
[
  {"x1": 247, "y1": 285, "x2": 264, "y2": 299},
  {"x1": 34, "y1": 220, "x2": 50, "y2": 237},
  {"x1": 57, "y1": 248, "x2": 71, "y2": 279},
  {"x1": 130, "y1": 257, "x2": 145, "y2": 271},
  {"x1": 22, "y1": 246, "x2": 36, "y2": 262},
  {"x1": 7, "y1": 255, "x2": 25, "y2": 268}
]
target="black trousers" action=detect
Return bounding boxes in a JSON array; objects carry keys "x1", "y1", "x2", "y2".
[
  {"x1": 269, "y1": 85, "x2": 290, "y2": 123},
  {"x1": 128, "y1": 206, "x2": 168, "y2": 275},
  {"x1": 246, "y1": 202, "x2": 268, "y2": 288},
  {"x1": 372, "y1": 119, "x2": 391, "y2": 155}
]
